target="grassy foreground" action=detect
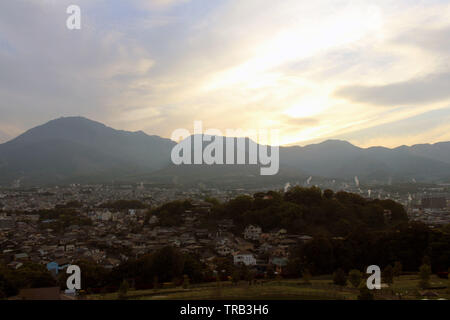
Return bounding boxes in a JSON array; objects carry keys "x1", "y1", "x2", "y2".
[{"x1": 87, "y1": 274, "x2": 449, "y2": 300}]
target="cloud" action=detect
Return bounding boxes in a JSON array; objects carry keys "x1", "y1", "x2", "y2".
[
  {"x1": 1, "y1": 0, "x2": 450, "y2": 148},
  {"x1": 396, "y1": 26, "x2": 450, "y2": 54},
  {"x1": 332, "y1": 106, "x2": 450, "y2": 148},
  {"x1": 133, "y1": 0, "x2": 190, "y2": 11},
  {"x1": 334, "y1": 73, "x2": 450, "y2": 107},
  {"x1": 281, "y1": 116, "x2": 319, "y2": 127},
  {"x1": 0, "y1": 0, "x2": 156, "y2": 134}
]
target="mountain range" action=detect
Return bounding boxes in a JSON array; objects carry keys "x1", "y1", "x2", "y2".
[{"x1": 1, "y1": 116, "x2": 450, "y2": 186}]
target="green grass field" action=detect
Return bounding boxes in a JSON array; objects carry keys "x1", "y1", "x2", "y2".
[{"x1": 87, "y1": 274, "x2": 450, "y2": 300}]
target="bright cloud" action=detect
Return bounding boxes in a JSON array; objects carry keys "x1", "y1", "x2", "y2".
[{"x1": 0, "y1": 0, "x2": 450, "y2": 147}]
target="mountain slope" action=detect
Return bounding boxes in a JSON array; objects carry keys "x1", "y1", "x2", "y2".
[
  {"x1": 0, "y1": 117, "x2": 175, "y2": 185},
  {"x1": 406, "y1": 142, "x2": 450, "y2": 164},
  {"x1": 1, "y1": 117, "x2": 450, "y2": 186},
  {"x1": 279, "y1": 140, "x2": 450, "y2": 182}
]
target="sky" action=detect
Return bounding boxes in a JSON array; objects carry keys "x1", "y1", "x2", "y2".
[{"x1": 0, "y1": 0, "x2": 450, "y2": 148}]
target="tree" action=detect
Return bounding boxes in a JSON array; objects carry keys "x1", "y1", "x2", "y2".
[
  {"x1": 418, "y1": 264, "x2": 431, "y2": 289},
  {"x1": 393, "y1": 261, "x2": 402, "y2": 277},
  {"x1": 0, "y1": 272, "x2": 18, "y2": 298},
  {"x1": 182, "y1": 275, "x2": 190, "y2": 289},
  {"x1": 302, "y1": 268, "x2": 312, "y2": 285},
  {"x1": 11, "y1": 263, "x2": 57, "y2": 289},
  {"x1": 182, "y1": 254, "x2": 204, "y2": 283},
  {"x1": 286, "y1": 257, "x2": 302, "y2": 278},
  {"x1": 275, "y1": 273, "x2": 283, "y2": 283},
  {"x1": 247, "y1": 270, "x2": 256, "y2": 285},
  {"x1": 71, "y1": 260, "x2": 107, "y2": 291},
  {"x1": 212, "y1": 275, "x2": 223, "y2": 299},
  {"x1": 447, "y1": 268, "x2": 450, "y2": 294},
  {"x1": 348, "y1": 269, "x2": 362, "y2": 288},
  {"x1": 150, "y1": 246, "x2": 184, "y2": 283},
  {"x1": 204, "y1": 197, "x2": 220, "y2": 206},
  {"x1": 284, "y1": 186, "x2": 323, "y2": 206},
  {"x1": 118, "y1": 280, "x2": 129, "y2": 299},
  {"x1": 266, "y1": 265, "x2": 275, "y2": 279},
  {"x1": 358, "y1": 283, "x2": 374, "y2": 300},
  {"x1": 231, "y1": 270, "x2": 240, "y2": 285},
  {"x1": 240, "y1": 264, "x2": 250, "y2": 282},
  {"x1": 153, "y1": 276, "x2": 159, "y2": 291},
  {"x1": 422, "y1": 255, "x2": 431, "y2": 267},
  {"x1": 333, "y1": 268, "x2": 347, "y2": 287},
  {"x1": 323, "y1": 189, "x2": 334, "y2": 200},
  {"x1": 383, "y1": 265, "x2": 394, "y2": 285}
]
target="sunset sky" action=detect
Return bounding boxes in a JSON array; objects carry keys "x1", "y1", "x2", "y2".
[{"x1": 1, "y1": 0, "x2": 450, "y2": 147}]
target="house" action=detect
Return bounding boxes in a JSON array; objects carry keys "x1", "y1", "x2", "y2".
[
  {"x1": 216, "y1": 245, "x2": 232, "y2": 256},
  {"x1": 233, "y1": 251, "x2": 257, "y2": 266},
  {"x1": 0, "y1": 217, "x2": 15, "y2": 230},
  {"x1": 279, "y1": 238, "x2": 297, "y2": 246},
  {"x1": 14, "y1": 253, "x2": 29, "y2": 260},
  {"x1": 7, "y1": 261, "x2": 23, "y2": 270},
  {"x1": 235, "y1": 238, "x2": 254, "y2": 252},
  {"x1": 258, "y1": 243, "x2": 273, "y2": 253},
  {"x1": 244, "y1": 225, "x2": 262, "y2": 241},
  {"x1": 218, "y1": 219, "x2": 234, "y2": 231},
  {"x1": 148, "y1": 215, "x2": 159, "y2": 225},
  {"x1": 195, "y1": 229, "x2": 209, "y2": 238},
  {"x1": 298, "y1": 235, "x2": 313, "y2": 243},
  {"x1": 101, "y1": 211, "x2": 112, "y2": 221},
  {"x1": 270, "y1": 246, "x2": 287, "y2": 257},
  {"x1": 170, "y1": 239, "x2": 181, "y2": 247},
  {"x1": 104, "y1": 257, "x2": 121, "y2": 269},
  {"x1": 259, "y1": 233, "x2": 273, "y2": 243},
  {"x1": 270, "y1": 257, "x2": 288, "y2": 274},
  {"x1": 273, "y1": 229, "x2": 287, "y2": 239},
  {"x1": 200, "y1": 249, "x2": 216, "y2": 262}
]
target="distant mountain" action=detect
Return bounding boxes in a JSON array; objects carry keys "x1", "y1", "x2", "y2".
[
  {"x1": 408, "y1": 142, "x2": 450, "y2": 163},
  {"x1": 279, "y1": 140, "x2": 450, "y2": 183},
  {"x1": 124, "y1": 135, "x2": 308, "y2": 187},
  {"x1": 0, "y1": 117, "x2": 450, "y2": 186},
  {"x1": 0, "y1": 117, "x2": 175, "y2": 185}
]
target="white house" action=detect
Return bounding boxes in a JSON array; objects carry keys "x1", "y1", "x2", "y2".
[
  {"x1": 244, "y1": 225, "x2": 262, "y2": 241},
  {"x1": 233, "y1": 252, "x2": 257, "y2": 266}
]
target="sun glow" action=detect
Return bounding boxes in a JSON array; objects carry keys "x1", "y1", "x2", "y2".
[{"x1": 202, "y1": 5, "x2": 383, "y2": 92}]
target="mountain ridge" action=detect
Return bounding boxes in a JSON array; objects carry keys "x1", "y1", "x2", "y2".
[
  {"x1": 1, "y1": 117, "x2": 450, "y2": 186},
  {"x1": 2, "y1": 116, "x2": 450, "y2": 151}
]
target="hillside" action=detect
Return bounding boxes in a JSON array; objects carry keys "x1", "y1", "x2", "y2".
[{"x1": 1, "y1": 117, "x2": 450, "y2": 185}]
